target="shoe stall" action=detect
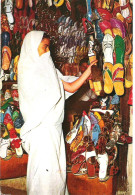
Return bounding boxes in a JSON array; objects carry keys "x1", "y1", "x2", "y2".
[{"x1": 0, "y1": 0, "x2": 133, "y2": 194}]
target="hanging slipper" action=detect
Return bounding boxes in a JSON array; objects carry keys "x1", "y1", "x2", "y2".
[
  {"x1": 16, "y1": 0, "x2": 23, "y2": 9},
  {"x1": 119, "y1": 0, "x2": 132, "y2": 24},
  {"x1": 125, "y1": 53, "x2": 133, "y2": 88},
  {"x1": 82, "y1": 18, "x2": 94, "y2": 35},
  {"x1": 97, "y1": 8, "x2": 113, "y2": 21},
  {"x1": 13, "y1": 55, "x2": 20, "y2": 81},
  {"x1": 127, "y1": 86, "x2": 133, "y2": 105},
  {"x1": 54, "y1": 0, "x2": 64, "y2": 8},
  {"x1": 5, "y1": 0, "x2": 14, "y2": 24},
  {"x1": 112, "y1": 37, "x2": 125, "y2": 96},
  {"x1": 65, "y1": 0, "x2": 71, "y2": 12},
  {"x1": 110, "y1": 18, "x2": 126, "y2": 38},
  {"x1": 114, "y1": 35, "x2": 125, "y2": 65},
  {"x1": 90, "y1": 65, "x2": 104, "y2": 96},
  {"x1": 103, "y1": 63, "x2": 113, "y2": 94},
  {"x1": 124, "y1": 35, "x2": 132, "y2": 56},
  {"x1": 99, "y1": 20, "x2": 112, "y2": 36},
  {"x1": 1, "y1": 32, "x2": 10, "y2": 48},
  {"x1": 2, "y1": 46, "x2": 12, "y2": 71}
]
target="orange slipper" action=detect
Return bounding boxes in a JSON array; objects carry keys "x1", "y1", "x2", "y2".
[
  {"x1": 112, "y1": 63, "x2": 124, "y2": 96},
  {"x1": 103, "y1": 62, "x2": 113, "y2": 94},
  {"x1": 125, "y1": 53, "x2": 133, "y2": 88},
  {"x1": 2, "y1": 46, "x2": 12, "y2": 71},
  {"x1": 14, "y1": 55, "x2": 20, "y2": 81}
]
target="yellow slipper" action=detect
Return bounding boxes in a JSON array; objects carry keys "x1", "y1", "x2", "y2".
[
  {"x1": 112, "y1": 63, "x2": 124, "y2": 96},
  {"x1": 103, "y1": 62, "x2": 113, "y2": 94}
]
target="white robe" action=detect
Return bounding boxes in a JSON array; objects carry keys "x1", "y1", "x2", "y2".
[{"x1": 18, "y1": 31, "x2": 77, "y2": 195}]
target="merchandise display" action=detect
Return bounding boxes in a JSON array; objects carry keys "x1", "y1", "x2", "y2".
[{"x1": 0, "y1": 0, "x2": 133, "y2": 193}]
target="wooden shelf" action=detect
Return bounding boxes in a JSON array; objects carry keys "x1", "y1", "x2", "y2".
[
  {"x1": 67, "y1": 172, "x2": 117, "y2": 195},
  {"x1": 0, "y1": 154, "x2": 28, "y2": 180}
]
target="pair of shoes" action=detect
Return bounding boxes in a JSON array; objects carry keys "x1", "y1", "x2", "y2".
[
  {"x1": 99, "y1": 18, "x2": 126, "y2": 38},
  {"x1": 103, "y1": 35, "x2": 125, "y2": 96}
]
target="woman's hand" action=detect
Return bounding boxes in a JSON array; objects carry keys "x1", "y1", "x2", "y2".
[{"x1": 62, "y1": 60, "x2": 98, "y2": 93}]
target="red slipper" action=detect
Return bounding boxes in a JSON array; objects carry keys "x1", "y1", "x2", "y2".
[
  {"x1": 97, "y1": 8, "x2": 113, "y2": 21},
  {"x1": 16, "y1": 0, "x2": 23, "y2": 9},
  {"x1": 99, "y1": 20, "x2": 112, "y2": 35},
  {"x1": 71, "y1": 155, "x2": 86, "y2": 174}
]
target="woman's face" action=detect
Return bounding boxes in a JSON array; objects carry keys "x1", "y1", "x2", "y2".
[{"x1": 38, "y1": 38, "x2": 50, "y2": 56}]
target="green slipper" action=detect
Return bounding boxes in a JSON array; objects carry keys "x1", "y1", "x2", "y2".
[{"x1": 114, "y1": 35, "x2": 125, "y2": 65}]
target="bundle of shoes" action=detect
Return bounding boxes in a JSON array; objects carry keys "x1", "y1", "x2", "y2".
[
  {"x1": 0, "y1": 84, "x2": 25, "y2": 160},
  {"x1": 1, "y1": 0, "x2": 37, "y2": 90},
  {"x1": 80, "y1": 0, "x2": 133, "y2": 101},
  {"x1": 65, "y1": 94, "x2": 132, "y2": 182}
]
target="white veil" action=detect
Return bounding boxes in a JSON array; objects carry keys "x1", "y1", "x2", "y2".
[{"x1": 18, "y1": 31, "x2": 61, "y2": 138}]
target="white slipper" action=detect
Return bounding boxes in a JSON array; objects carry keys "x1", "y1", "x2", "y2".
[
  {"x1": 0, "y1": 138, "x2": 10, "y2": 159},
  {"x1": 102, "y1": 33, "x2": 114, "y2": 64},
  {"x1": 119, "y1": 0, "x2": 130, "y2": 19},
  {"x1": 97, "y1": 152, "x2": 108, "y2": 180},
  {"x1": 5, "y1": 0, "x2": 14, "y2": 24}
]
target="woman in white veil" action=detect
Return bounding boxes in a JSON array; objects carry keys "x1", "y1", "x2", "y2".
[{"x1": 18, "y1": 30, "x2": 97, "y2": 195}]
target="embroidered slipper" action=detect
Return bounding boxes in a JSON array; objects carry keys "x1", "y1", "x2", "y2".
[
  {"x1": 2, "y1": 46, "x2": 12, "y2": 71},
  {"x1": 13, "y1": 55, "x2": 20, "y2": 81},
  {"x1": 125, "y1": 53, "x2": 133, "y2": 88},
  {"x1": 124, "y1": 35, "x2": 132, "y2": 56},
  {"x1": 110, "y1": 18, "x2": 126, "y2": 38},
  {"x1": 102, "y1": 0, "x2": 114, "y2": 11},
  {"x1": 82, "y1": 18, "x2": 94, "y2": 35},
  {"x1": 99, "y1": 20, "x2": 112, "y2": 35},
  {"x1": 1, "y1": 32, "x2": 10, "y2": 48},
  {"x1": 54, "y1": 0, "x2": 64, "y2": 8},
  {"x1": 16, "y1": 0, "x2": 23, "y2": 9},
  {"x1": 119, "y1": 0, "x2": 132, "y2": 24},
  {"x1": 65, "y1": 0, "x2": 71, "y2": 12},
  {"x1": 115, "y1": 35, "x2": 125, "y2": 65},
  {"x1": 103, "y1": 62, "x2": 113, "y2": 94},
  {"x1": 127, "y1": 86, "x2": 133, "y2": 105},
  {"x1": 97, "y1": 8, "x2": 113, "y2": 21},
  {"x1": 112, "y1": 64, "x2": 124, "y2": 96},
  {"x1": 5, "y1": 0, "x2": 14, "y2": 24}
]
